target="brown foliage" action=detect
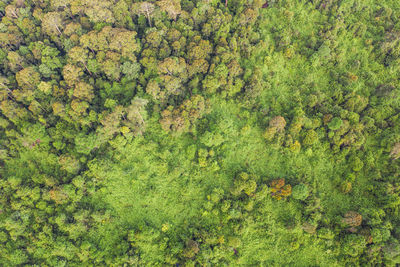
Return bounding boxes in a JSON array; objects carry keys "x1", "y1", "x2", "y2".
[
  {"x1": 160, "y1": 95, "x2": 207, "y2": 134},
  {"x1": 269, "y1": 116, "x2": 286, "y2": 132},
  {"x1": 270, "y1": 178, "x2": 292, "y2": 200},
  {"x1": 342, "y1": 211, "x2": 362, "y2": 227},
  {"x1": 390, "y1": 142, "x2": 400, "y2": 159},
  {"x1": 270, "y1": 178, "x2": 285, "y2": 189},
  {"x1": 49, "y1": 187, "x2": 69, "y2": 204}
]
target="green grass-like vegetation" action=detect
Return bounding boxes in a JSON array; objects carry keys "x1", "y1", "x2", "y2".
[{"x1": 1, "y1": 0, "x2": 400, "y2": 265}]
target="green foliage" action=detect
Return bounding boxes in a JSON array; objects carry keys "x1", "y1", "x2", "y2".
[
  {"x1": 75, "y1": 133, "x2": 101, "y2": 155},
  {"x1": 328, "y1": 117, "x2": 343, "y2": 131},
  {"x1": 292, "y1": 184, "x2": 309, "y2": 201},
  {"x1": 0, "y1": 0, "x2": 400, "y2": 265},
  {"x1": 342, "y1": 235, "x2": 366, "y2": 257}
]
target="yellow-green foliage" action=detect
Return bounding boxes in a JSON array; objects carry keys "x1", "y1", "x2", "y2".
[{"x1": 0, "y1": 0, "x2": 399, "y2": 266}]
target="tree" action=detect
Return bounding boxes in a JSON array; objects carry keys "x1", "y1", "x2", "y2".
[
  {"x1": 109, "y1": 30, "x2": 139, "y2": 61},
  {"x1": 133, "y1": 2, "x2": 155, "y2": 27},
  {"x1": 303, "y1": 130, "x2": 318, "y2": 145},
  {"x1": 342, "y1": 211, "x2": 362, "y2": 227},
  {"x1": 121, "y1": 62, "x2": 140, "y2": 80},
  {"x1": 16, "y1": 67, "x2": 40, "y2": 90},
  {"x1": 73, "y1": 82, "x2": 94, "y2": 102},
  {"x1": 390, "y1": 143, "x2": 400, "y2": 159},
  {"x1": 125, "y1": 98, "x2": 148, "y2": 136},
  {"x1": 41, "y1": 12, "x2": 63, "y2": 36},
  {"x1": 269, "y1": 116, "x2": 286, "y2": 132},
  {"x1": 264, "y1": 116, "x2": 286, "y2": 140},
  {"x1": 270, "y1": 178, "x2": 292, "y2": 200},
  {"x1": 68, "y1": 46, "x2": 91, "y2": 74},
  {"x1": 52, "y1": 102, "x2": 65, "y2": 116},
  {"x1": 292, "y1": 184, "x2": 309, "y2": 200},
  {"x1": 50, "y1": 0, "x2": 69, "y2": 9},
  {"x1": 98, "y1": 105, "x2": 124, "y2": 140},
  {"x1": 64, "y1": 22, "x2": 83, "y2": 37},
  {"x1": 230, "y1": 172, "x2": 258, "y2": 196},
  {"x1": 112, "y1": 0, "x2": 131, "y2": 27},
  {"x1": 161, "y1": 75, "x2": 182, "y2": 96},
  {"x1": 49, "y1": 187, "x2": 69, "y2": 204},
  {"x1": 302, "y1": 222, "x2": 317, "y2": 234},
  {"x1": 157, "y1": 0, "x2": 181, "y2": 21},
  {"x1": 188, "y1": 40, "x2": 212, "y2": 62},
  {"x1": 183, "y1": 240, "x2": 199, "y2": 258},
  {"x1": 188, "y1": 59, "x2": 209, "y2": 77},
  {"x1": 342, "y1": 234, "x2": 366, "y2": 257},
  {"x1": 63, "y1": 64, "x2": 83, "y2": 87},
  {"x1": 81, "y1": 0, "x2": 115, "y2": 24},
  {"x1": 102, "y1": 59, "x2": 121, "y2": 80},
  {"x1": 239, "y1": 8, "x2": 258, "y2": 25},
  {"x1": 75, "y1": 132, "x2": 101, "y2": 155},
  {"x1": 7, "y1": 51, "x2": 24, "y2": 72},
  {"x1": 0, "y1": 99, "x2": 29, "y2": 123},
  {"x1": 328, "y1": 117, "x2": 343, "y2": 130},
  {"x1": 158, "y1": 57, "x2": 186, "y2": 76},
  {"x1": 145, "y1": 31, "x2": 162, "y2": 48},
  {"x1": 0, "y1": 77, "x2": 11, "y2": 101},
  {"x1": 5, "y1": 5, "x2": 19, "y2": 20},
  {"x1": 59, "y1": 155, "x2": 81, "y2": 175},
  {"x1": 70, "y1": 99, "x2": 89, "y2": 116}
]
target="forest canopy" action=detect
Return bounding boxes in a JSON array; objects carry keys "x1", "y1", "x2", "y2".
[{"x1": 1, "y1": 0, "x2": 400, "y2": 265}]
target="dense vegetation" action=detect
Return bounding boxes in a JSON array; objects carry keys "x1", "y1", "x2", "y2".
[{"x1": 1, "y1": 0, "x2": 400, "y2": 265}]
